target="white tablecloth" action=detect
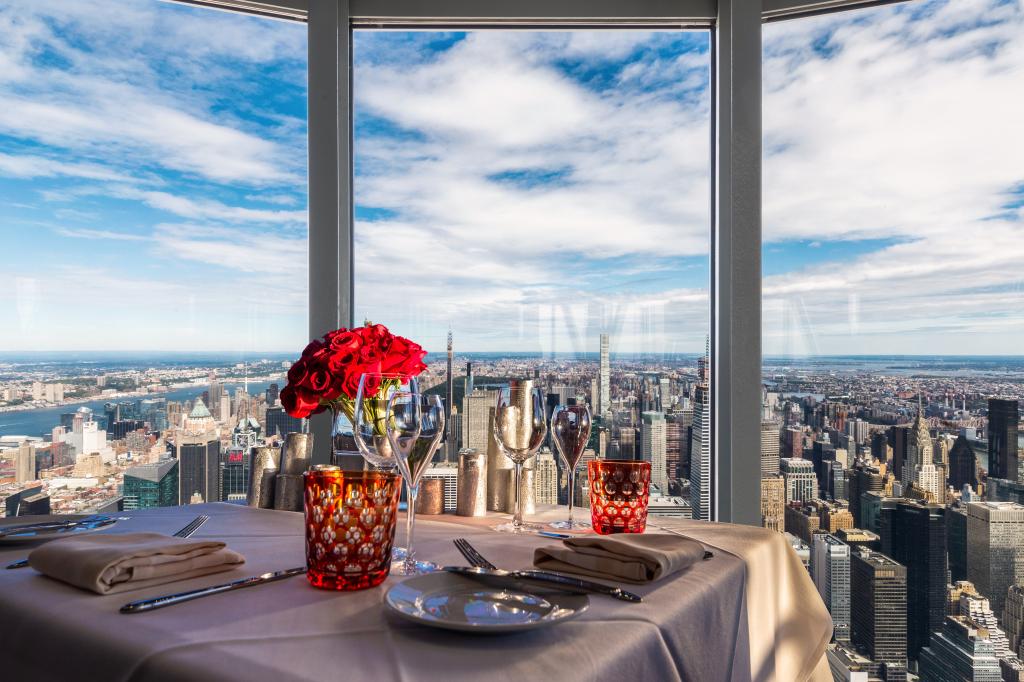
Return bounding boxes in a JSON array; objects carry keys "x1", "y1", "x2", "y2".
[{"x1": 0, "y1": 504, "x2": 832, "y2": 682}]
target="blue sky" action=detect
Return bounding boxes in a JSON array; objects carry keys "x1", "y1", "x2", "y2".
[{"x1": 0, "y1": 0, "x2": 1022, "y2": 355}]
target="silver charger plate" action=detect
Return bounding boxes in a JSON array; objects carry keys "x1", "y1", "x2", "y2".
[
  {"x1": 0, "y1": 514, "x2": 117, "y2": 544},
  {"x1": 384, "y1": 571, "x2": 589, "y2": 633}
]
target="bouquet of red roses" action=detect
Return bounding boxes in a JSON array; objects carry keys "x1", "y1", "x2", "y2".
[{"x1": 280, "y1": 323, "x2": 427, "y2": 420}]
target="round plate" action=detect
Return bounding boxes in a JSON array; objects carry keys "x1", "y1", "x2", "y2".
[
  {"x1": 0, "y1": 514, "x2": 117, "y2": 545},
  {"x1": 385, "y1": 572, "x2": 589, "y2": 633}
]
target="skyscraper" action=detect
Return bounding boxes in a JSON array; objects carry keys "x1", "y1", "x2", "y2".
[
  {"x1": 123, "y1": 459, "x2": 179, "y2": 510},
  {"x1": 887, "y1": 500, "x2": 948, "y2": 660},
  {"x1": 264, "y1": 405, "x2": 306, "y2": 439},
  {"x1": 665, "y1": 415, "x2": 684, "y2": 481},
  {"x1": 811, "y1": 534, "x2": 851, "y2": 642},
  {"x1": 988, "y1": 398, "x2": 1020, "y2": 483},
  {"x1": 948, "y1": 504, "x2": 969, "y2": 583},
  {"x1": 760, "y1": 475, "x2": 785, "y2": 532},
  {"x1": 780, "y1": 457, "x2": 817, "y2": 503},
  {"x1": 462, "y1": 388, "x2": 498, "y2": 454},
  {"x1": 967, "y1": 501, "x2": 1024, "y2": 617},
  {"x1": 917, "y1": 617, "x2": 1003, "y2": 682},
  {"x1": 761, "y1": 421, "x2": 780, "y2": 477},
  {"x1": 850, "y1": 550, "x2": 907, "y2": 679},
  {"x1": 445, "y1": 329, "x2": 455, "y2": 462},
  {"x1": 174, "y1": 399, "x2": 220, "y2": 505},
  {"x1": 15, "y1": 441, "x2": 34, "y2": 484},
  {"x1": 949, "y1": 433, "x2": 980, "y2": 492},
  {"x1": 1004, "y1": 584, "x2": 1024, "y2": 658},
  {"x1": 689, "y1": 337, "x2": 711, "y2": 520},
  {"x1": 641, "y1": 411, "x2": 667, "y2": 493},
  {"x1": 219, "y1": 447, "x2": 250, "y2": 501},
  {"x1": 598, "y1": 333, "x2": 610, "y2": 417},
  {"x1": 534, "y1": 449, "x2": 559, "y2": 506}
]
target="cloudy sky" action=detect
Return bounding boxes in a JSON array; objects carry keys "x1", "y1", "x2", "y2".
[{"x1": 0, "y1": 0, "x2": 1021, "y2": 356}]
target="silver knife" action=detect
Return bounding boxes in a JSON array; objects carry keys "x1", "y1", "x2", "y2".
[
  {"x1": 444, "y1": 565, "x2": 642, "y2": 603},
  {"x1": 120, "y1": 567, "x2": 306, "y2": 614},
  {"x1": 0, "y1": 516, "x2": 115, "y2": 539}
]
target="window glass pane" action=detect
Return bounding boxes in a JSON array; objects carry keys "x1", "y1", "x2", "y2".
[
  {"x1": 0, "y1": 0, "x2": 308, "y2": 513},
  {"x1": 763, "y1": 0, "x2": 1024, "y2": 673},
  {"x1": 353, "y1": 30, "x2": 712, "y2": 519}
]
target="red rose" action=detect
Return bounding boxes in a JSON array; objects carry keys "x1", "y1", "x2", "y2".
[
  {"x1": 327, "y1": 330, "x2": 361, "y2": 354},
  {"x1": 307, "y1": 368, "x2": 331, "y2": 393},
  {"x1": 287, "y1": 359, "x2": 311, "y2": 386},
  {"x1": 301, "y1": 338, "x2": 326, "y2": 359},
  {"x1": 280, "y1": 384, "x2": 321, "y2": 419}
]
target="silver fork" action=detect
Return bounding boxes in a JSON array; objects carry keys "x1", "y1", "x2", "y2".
[
  {"x1": 453, "y1": 537, "x2": 496, "y2": 570},
  {"x1": 5, "y1": 514, "x2": 210, "y2": 570}
]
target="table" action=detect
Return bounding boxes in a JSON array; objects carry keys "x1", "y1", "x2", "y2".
[{"x1": 0, "y1": 504, "x2": 832, "y2": 682}]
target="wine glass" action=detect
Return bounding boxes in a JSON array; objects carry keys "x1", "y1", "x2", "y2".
[
  {"x1": 353, "y1": 373, "x2": 419, "y2": 471},
  {"x1": 493, "y1": 380, "x2": 547, "y2": 533},
  {"x1": 386, "y1": 391, "x2": 445, "y2": 575},
  {"x1": 549, "y1": 404, "x2": 592, "y2": 531},
  {"x1": 354, "y1": 373, "x2": 418, "y2": 561}
]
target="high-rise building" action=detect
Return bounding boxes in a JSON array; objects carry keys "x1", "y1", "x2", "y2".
[
  {"x1": 641, "y1": 411, "x2": 667, "y2": 493},
  {"x1": 949, "y1": 433, "x2": 980, "y2": 493},
  {"x1": 891, "y1": 425, "x2": 909, "y2": 485},
  {"x1": 811, "y1": 534, "x2": 851, "y2": 642},
  {"x1": 15, "y1": 441, "x2": 35, "y2": 484},
  {"x1": 264, "y1": 406, "x2": 306, "y2": 439},
  {"x1": 123, "y1": 459, "x2": 179, "y2": 510},
  {"x1": 423, "y1": 465, "x2": 459, "y2": 512},
  {"x1": 761, "y1": 421, "x2": 780, "y2": 477},
  {"x1": 598, "y1": 333, "x2": 610, "y2": 417},
  {"x1": 780, "y1": 457, "x2": 817, "y2": 503},
  {"x1": 665, "y1": 414, "x2": 685, "y2": 481},
  {"x1": 174, "y1": 399, "x2": 220, "y2": 505},
  {"x1": 850, "y1": 550, "x2": 907, "y2": 679},
  {"x1": 948, "y1": 504, "x2": 969, "y2": 583},
  {"x1": 462, "y1": 388, "x2": 498, "y2": 454},
  {"x1": 1004, "y1": 584, "x2": 1024, "y2": 658},
  {"x1": 760, "y1": 475, "x2": 785, "y2": 533},
  {"x1": 445, "y1": 330, "x2": 455, "y2": 462},
  {"x1": 219, "y1": 447, "x2": 250, "y2": 501},
  {"x1": 689, "y1": 337, "x2": 711, "y2": 520},
  {"x1": 887, "y1": 500, "x2": 948, "y2": 660},
  {"x1": 953, "y1": 585, "x2": 1014, "y2": 661},
  {"x1": 534, "y1": 449, "x2": 559, "y2": 506},
  {"x1": 917, "y1": 617, "x2": 1003, "y2": 682},
  {"x1": 988, "y1": 398, "x2": 1020, "y2": 483},
  {"x1": 968, "y1": 502, "x2": 1024, "y2": 617}
]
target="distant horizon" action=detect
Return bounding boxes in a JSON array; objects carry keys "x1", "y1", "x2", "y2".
[{"x1": 4, "y1": 350, "x2": 1024, "y2": 359}]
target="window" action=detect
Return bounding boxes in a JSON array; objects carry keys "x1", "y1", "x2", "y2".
[
  {"x1": 763, "y1": 0, "x2": 1024, "y2": 672},
  {"x1": 352, "y1": 29, "x2": 713, "y2": 517},
  {"x1": 0, "y1": 0, "x2": 308, "y2": 512}
]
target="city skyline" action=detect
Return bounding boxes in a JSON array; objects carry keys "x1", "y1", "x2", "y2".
[{"x1": 1, "y1": 0, "x2": 1021, "y2": 353}]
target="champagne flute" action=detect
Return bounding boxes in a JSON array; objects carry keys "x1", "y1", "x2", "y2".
[
  {"x1": 386, "y1": 391, "x2": 445, "y2": 575},
  {"x1": 493, "y1": 380, "x2": 547, "y2": 534},
  {"x1": 549, "y1": 404, "x2": 593, "y2": 531},
  {"x1": 354, "y1": 373, "x2": 418, "y2": 561}
]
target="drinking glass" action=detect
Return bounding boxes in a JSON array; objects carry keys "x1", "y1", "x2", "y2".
[
  {"x1": 386, "y1": 391, "x2": 445, "y2": 575},
  {"x1": 549, "y1": 404, "x2": 592, "y2": 531},
  {"x1": 493, "y1": 380, "x2": 547, "y2": 533},
  {"x1": 353, "y1": 373, "x2": 420, "y2": 471},
  {"x1": 588, "y1": 460, "x2": 651, "y2": 534}
]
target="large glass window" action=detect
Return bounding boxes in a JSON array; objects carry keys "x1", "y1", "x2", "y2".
[
  {"x1": 353, "y1": 30, "x2": 712, "y2": 518},
  {"x1": 0, "y1": 0, "x2": 308, "y2": 513},
  {"x1": 763, "y1": 0, "x2": 1024, "y2": 674}
]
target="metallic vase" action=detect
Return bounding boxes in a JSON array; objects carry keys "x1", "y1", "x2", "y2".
[
  {"x1": 415, "y1": 478, "x2": 445, "y2": 515},
  {"x1": 505, "y1": 467, "x2": 536, "y2": 515},
  {"x1": 457, "y1": 448, "x2": 487, "y2": 517},
  {"x1": 273, "y1": 473, "x2": 305, "y2": 512},
  {"x1": 486, "y1": 415, "x2": 514, "y2": 511},
  {"x1": 246, "y1": 446, "x2": 280, "y2": 509},
  {"x1": 280, "y1": 432, "x2": 314, "y2": 475}
]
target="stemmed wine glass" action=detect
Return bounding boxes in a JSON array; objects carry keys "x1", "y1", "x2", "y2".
[
  {"x1": 386, "y1": 391, "x2": 445, "y2": 575},
  {"x1": 353, "y1": 373, "x2": 418, "y2": 561},
  {"x1": 493, "y1": 380, "x2": 547, "y2": 534},
  {"x1": 353, "y1": 373, "x2": 419, "y2": 471},
  {"x1": 549, "y1": 404, "x2": 592, "y2": 531}
]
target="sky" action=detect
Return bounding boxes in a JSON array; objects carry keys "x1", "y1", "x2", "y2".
[{"x1": 0, "y1": 0, "x2": 1022, "y2": 356}]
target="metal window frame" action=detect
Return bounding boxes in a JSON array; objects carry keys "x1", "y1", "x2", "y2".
[{"x1": 169, "y1": 0, "x2": 900, "y2": 523}]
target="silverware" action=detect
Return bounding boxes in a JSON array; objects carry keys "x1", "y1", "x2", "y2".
[
  {"x1": 0, "y1": 514, "x2": 113, "y2": 539},
  {"x1": 120, "y1": 566, "x2": 306, "y2": 614},
  {"x1": 452, "y1": 537, "x2": 642, "y2": 603},
  {"x1": 445, "y1": 565, "x2": 642, "y2": 603},
  {"x1": 6, "y1": 514, "x2": 210, "y2": 570},
  {"x1": 537, "y1": 530, "x2": 571, "y2": 540}
]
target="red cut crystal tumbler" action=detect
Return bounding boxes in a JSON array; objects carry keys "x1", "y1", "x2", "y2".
[
  {"x1": 303, "y1": 467, "x2": 401, "y2": 590},
  {"x1": 587, "y1": 460, "x2": 651, "y2": 535}
]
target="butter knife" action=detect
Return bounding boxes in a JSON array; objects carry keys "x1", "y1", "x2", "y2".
[
  {"x1": 444, "y1": 566, "x2": 642, "y2": 603},
  {"x1": 120, "y1": 567, "x2": 306, "y2": 614}
]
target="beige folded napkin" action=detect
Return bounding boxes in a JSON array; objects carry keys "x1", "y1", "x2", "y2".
[
  {"x1": 28, "y1": 532, "x2": 245, "y2": 594},
  {"x1": 533, "y1": 533, "x2": 707, "y2": 584}
]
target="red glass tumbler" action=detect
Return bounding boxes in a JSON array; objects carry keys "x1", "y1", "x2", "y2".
[
  {"x1": 303, "y1": 467, "x2": 401, "y2": 590},
  {"x1": 587, "y1": 460, "x2": 651, "y2": 535}
]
